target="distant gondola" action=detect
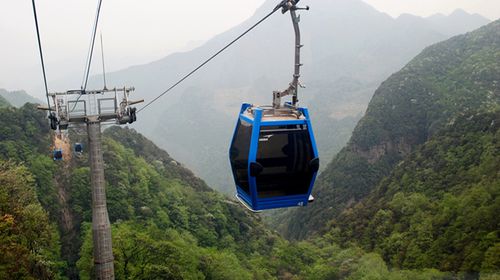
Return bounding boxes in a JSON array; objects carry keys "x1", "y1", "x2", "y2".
[
  {"x1": 74, "y1": 143, "x2": 83, "y2": 153},
  {"x1": 53, "y1": 149, "x2": 63, "y2": 161}
]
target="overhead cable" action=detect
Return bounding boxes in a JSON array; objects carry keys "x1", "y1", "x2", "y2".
[
  {"x1": 72, "y1": 0, "x2": 104, "y2": 112},
  {"x1": 138, "y1": 1, "x2": 287, "y2": 113},
  {"x1": 82, "y1": 0, "x2": 104, "y2": 91},
  {"x1": 31, "y1": 0, "x2": 52, "y2": 111}
]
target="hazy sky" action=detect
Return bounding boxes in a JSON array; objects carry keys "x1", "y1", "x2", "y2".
[{"x1": 1, "y1": 0, "x2": 499, "y2": 99}]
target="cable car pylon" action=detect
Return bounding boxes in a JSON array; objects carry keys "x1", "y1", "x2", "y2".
[
  {"x1": 31, "y1": 0, "x2": 142, "y2": 277},
  {"x1": 39, "y1": 88, "x2": 143, "y2": 279}
]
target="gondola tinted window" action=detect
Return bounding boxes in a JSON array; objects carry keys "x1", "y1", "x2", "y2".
[
  {"x1": 229, "y1": 120, "x2": 252, "y2": 194},
  {"x1": 256, "y1": 124, "x2": 314, "y2": 198}
]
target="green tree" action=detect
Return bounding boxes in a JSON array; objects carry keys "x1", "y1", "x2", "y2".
[{"x1": 0, "y1": 160, "x2": 64, "y2": 279}]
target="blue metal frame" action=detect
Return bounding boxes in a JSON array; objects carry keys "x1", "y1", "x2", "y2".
[{"x1": 230, "y1": 103, "x2": 319, "y2": 211}]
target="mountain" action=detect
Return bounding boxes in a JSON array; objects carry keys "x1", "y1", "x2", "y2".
[
  {"x1": 278, "y1": 17, "x2": 500, "y2": 248},
  {"x1": 0, "y1": 88, "x2": 42, "y2": 108},
  {"x1": 75, "y1": 0, "x2": 491, "y2": 194},
  {"x1": 426, "y1": 9, "x2": 492, "y2": 37}
]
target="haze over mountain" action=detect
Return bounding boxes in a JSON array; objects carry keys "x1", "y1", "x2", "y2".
[
  {"x1": 73, "y1": 0, "x2": 490, "y2": 194},
  {"x1": 424, "y1": 8, "x2": 493, "y2": 36},
  {"x1": 0, "y1": 88, "x2": 41, "y2": 108}
]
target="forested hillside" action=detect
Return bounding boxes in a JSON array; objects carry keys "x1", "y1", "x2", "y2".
[
  {"x1": 0, "y1": 159, "x2": 64, "y2": 279},
  {"x1": 0, "y1": 104, "x2": 282, "y2": 278},
  {"x1": 1, "y1": 104, "x2": 480, "y2": 279},
  {"x1": 74, "y1": 126, "x2": 283, "y2": 279},
  {"x1": 279, "y1": 19, "x2": 500, "y2": 241},
  {"x1": 333, "y1": 110, "x2": 500, "y2": 273}
]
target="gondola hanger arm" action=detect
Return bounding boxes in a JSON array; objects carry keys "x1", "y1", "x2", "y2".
[{"x1": 272, "y1": 0, "x2": 309, "y2": 109}]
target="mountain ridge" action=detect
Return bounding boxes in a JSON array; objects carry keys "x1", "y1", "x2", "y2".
[{"x1": 0, "y1": 88, "x2": 42, "y2": 108}]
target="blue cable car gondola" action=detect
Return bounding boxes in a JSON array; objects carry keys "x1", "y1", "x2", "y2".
[
  {"x1": 74, "y1": 143, "x2": 83, "y2": 153},
  {"x1": 229, "y1": 104, "x2": 319, "y2": 211},
  {"x1": 53, "y1": 149, "x2": 63, "y2": 161},
  {"x1": 229, "y1": 0, "x2": 317, "y2": 211}
]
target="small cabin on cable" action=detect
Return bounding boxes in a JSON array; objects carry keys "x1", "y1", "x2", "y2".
[
  {"x1": 74, "y1": 143, "x2": 83, "y2": 154},
  {"x1": 53, "y1": 149, "x2": 63, "y2": 161},
  {"x1": 229, "y1": 103, "x2": 319, "y2": 211}
]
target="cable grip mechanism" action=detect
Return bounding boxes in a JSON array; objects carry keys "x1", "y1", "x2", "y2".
[{"x1": 272, "y1": 0, "x2": 309, "y2": 109}]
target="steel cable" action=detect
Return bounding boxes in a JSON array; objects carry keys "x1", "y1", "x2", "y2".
[
  {"x1": 31, "y1": 0, "x2": 52, "y2": 111},
  {"x1": 138, "y1": 2, "x2": 286, "y2": 113}
]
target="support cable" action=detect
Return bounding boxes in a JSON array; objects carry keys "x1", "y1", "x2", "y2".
[
  {"x1": 82, "y1": 0, "x2": 103, "y2": 91},
  {"x1": 31, "y1": 0, "x2": 52, "y2": 111},
  {"x1": 100, "y1": 32, "x2": 107, "y2": 90},
  {"x1": 138, "y1": 1, "x2": 287, "y2": 113},
  {"x1": 72, "y1": 0, "x2": 103, "y2": 112}
]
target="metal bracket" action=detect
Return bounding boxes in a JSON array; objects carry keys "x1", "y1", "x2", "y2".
[
  {"x1": 43, "y1": 87, "x2": 142, "y2": 128},
  {"x1": 272, "y1": 0, "x2": 309, "y2": 109},
  {"x1": 235, "y1": 193, "x2": 262, "y2": 213}
]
